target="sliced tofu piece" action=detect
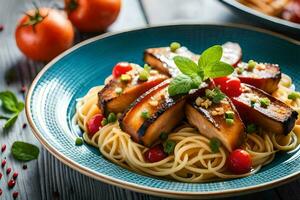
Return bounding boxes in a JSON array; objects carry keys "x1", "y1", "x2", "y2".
[
  {"x1": 98, "y1": 64, "x2": 168, "y2": 114},
  {"x1": 231, "y1": 84, "x2": 298, "y2": 135},
  {"x1": 186, "y1": 93, "x2": 245, "y2": 152},
  {"x1": 221, "y1": 42, "x2": 242, "y2": 67},
  {"x1": 144, "y1": 47, "x2": 199, "y2": 77},
  {"x1": 234, "y1": 62, "x2": 281, "y2": 94},
  {"x1": 119, "y1": 80, "x2": 186, "y2": 147}
]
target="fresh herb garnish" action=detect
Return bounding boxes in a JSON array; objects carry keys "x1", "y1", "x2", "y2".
[
  {"x1": 144, "y1": 64, "x2": 152, "y2": 72},
  {"x1": 139, "y1": 69, "x2": 150, "y2": 81},
  {"x1": 168, "y1": 45, "x2": 234, "y2": 96},
  {"x1": 163, "y1": 140, "x2": 176, "y2": 154},
  {"x1": 141, "y1": 109, "x2": 150, "y2": 119},
  {"x1": 247, "y1": 60, "x2": 257, "y2": 71},
  {"x1": 246, "y1": 124, "x2": 257, "y2": 133},
  {"x1": 209, "y1": 138, "x2": 221, "y2": 153},
  {"x1": 205, "y1": 88, "x2": 226, "y2": 103},
  {"x1": 11, "y1": 141, "x2": 40, "y2": 161},
  {"x1": 225, "y1": 111, "x2": 235, "y2": 119},
  {"x1": 0, "y1": 91, "x2": 24, "y2": 129},
  {"x1": 288, "y1": 92, "x2": 300, "y2": 100},
  {"x1": 225, "y1": 118, "x2": 234, "y2": 126},
  {"x1": 101, "y1": 118, "x2": 108, "y2": 126}
]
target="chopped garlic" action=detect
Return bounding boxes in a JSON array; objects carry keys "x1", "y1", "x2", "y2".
[
  {"x1": 149, "y1": 70, "x2": 159, "y2": 75},
  {"x1": 149, "y1": 100, "x2": 159, "y2": 107},
  {"x1": 195, "y1": 97, "x2": 205, "y2": 106}
]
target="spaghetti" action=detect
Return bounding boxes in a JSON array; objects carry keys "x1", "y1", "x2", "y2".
[{"x1": 75, "y1": 74, "x2": 299, "y2": 182}]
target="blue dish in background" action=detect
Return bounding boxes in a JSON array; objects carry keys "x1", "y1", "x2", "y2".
[
  {"x1": 220, "y1": 0, "x2": 300, "y2": 37},
  {"x1": 26, "y1": 24, "x2": 300, "y2": 198}
]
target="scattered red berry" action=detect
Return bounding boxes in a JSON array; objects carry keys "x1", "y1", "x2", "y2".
[
  {"x1": 6, "y1": 167, "x2": 11, "y2": 175},
  {"x1": 13, "y1": 172, "x2": 18, "y2": 179},
  {"x1": 144, "y1": 144, "x2": 167, "y2": 163},
  {"x1": 22, "y1": 164, "x2": 27, "y2": 170},
  {"x1": 0, "y1": 172, "x2": 2, "y2": 180},
  {"x1": 12, "y1": 191, "x2": 19, "y2": 199},
  {"x1": 227, "y1": 149, "x2": 252, "y2": 174},
  {"x1": 20, "y1": 86, "x2": 27, "y2": 93},
  {"x1": 0, "y1": 188, "x2": 2, "y2": 196},
  {"x1": 8, "y1": 179, "x2": 16, "y2": 188},
  {"x1": 1, "y1": 159, "x2": 6, "y2": 168},
  {"x1": 22, "y1": 123, "x2": 27, "y2": 129},
  {"x1": 0, "y1": 24, "x2": 3, "y2": 32},
  {"x1": 1, "y1": 144, "x2": 6, "y2": 152}
]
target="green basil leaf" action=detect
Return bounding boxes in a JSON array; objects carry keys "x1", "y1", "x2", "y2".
[
  {"x1": 3, "y1": 113, "x2": 18, "y2": 129},
  {"x1": 198, "y1": 45, "x2": 223, "y2": 69},
  {"x1": 17, "y1": 102, "x2": 25, "y2": 112},
  {"x1": 173, "y1": 56, "x2": 199, "y2": 77},
  {"x1": 191, "y1": 75, "x2": 202, "y2": 87},
  {"x1": 209, "y1": 138, "x2": 221, "y2": 153},
  {"x1": 168, "y1": 74, "x2": 195, "y2": 96},
  {"x1": 0, "y1": 91, "x2": 19, "y2": 113},
  {"x1": 0, "y1": 115, "x2": 10, "y2": 120},
  {"x1": 12, "y1": 141, "x2": 40, "y2": 161},
  {"x1": 204, "y1": 61, "x2": 234, "y2": 78}
]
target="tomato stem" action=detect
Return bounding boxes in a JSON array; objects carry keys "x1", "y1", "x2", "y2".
[
  {"x1": 67, "y1": 0, "x2": 78, "y2": 12},
  {"x1": 22, "y1": 3, "x2": 48, "y2": 28}
]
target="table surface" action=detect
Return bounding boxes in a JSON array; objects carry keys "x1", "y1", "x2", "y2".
[{"x1": 0, "y1": 0, "x2": 299, "y2": 199}]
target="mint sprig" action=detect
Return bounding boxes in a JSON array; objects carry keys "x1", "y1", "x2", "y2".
[
  {"x1": 168, "y1": 45, "x2": 234, "y2": 96},
  {"x1": 0, "y1": 91, "x2": 24, "y2": 129}
]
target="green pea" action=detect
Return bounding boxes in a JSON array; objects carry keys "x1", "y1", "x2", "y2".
[
  {"x1": 170, "y1": 42, "x2": 181, "y2": 52},
  {"x1": 75, "y1": 137, "x2": 83, "y2": 146}
]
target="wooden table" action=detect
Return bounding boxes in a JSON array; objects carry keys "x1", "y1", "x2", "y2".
[{"x1": 0, "y1": 0, "x2": 299, "y2": 199}]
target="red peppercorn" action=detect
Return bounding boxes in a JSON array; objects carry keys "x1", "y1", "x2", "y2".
[
  {"x1": 20, "y1": 86, "x2": 27, "y2": 93},
  {"x1": 22, "y1": 164, "x2": 27, "y2": 170},
  {"x1": 8, "y1": 179, "x2": 16, "y2": 188},
  {"x1": 1, "y1": 160, "x2": 6, "y2": 168},
  {"x1": 0, "y1": 188, "x2": 2, "y2": 196},
  {"x1": 12, "y1": 191, "x2": 19, "y2": 199},
  {"x1": 13, "y1": 172, "x2": 18, "y2": 179},
  {"x1": 1, "y1": 144, "x2": 6, "y2": 152},
  {"x1": 0, "y1": 172, "x2": 2, "y2": 180},
  {"x1": 0, "y1": 24, "x2": 3, "y2": 32},
  {"x1": 6, "y1": 167, "x2": 11, "y2": 175},
  {"x1": 22, "y1": 123, "x2": 27, "y2": 129}
]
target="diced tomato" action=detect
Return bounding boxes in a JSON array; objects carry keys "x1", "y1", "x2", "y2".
[
  {"x1": 282, "y1": 0, "x2": 300, "y2": 24},
  {"x1": 144, "y1": 144, "x2": 167, "y2": 163},
  {"x1": 213, "y1": 77, "x2": 242, "y2": 97},
  {"x1": 227, "y1": 149, "x2": 252, "y2": 174},
  {"x1": 112, "y1": 62, "x2": 132, "y2": 78},
  {"x1": 87, "y1": 114, "x2": 104, "y2": 137}
]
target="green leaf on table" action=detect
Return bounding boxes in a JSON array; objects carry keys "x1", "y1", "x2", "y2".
[
  {"x1": 3, "y1": 113, "x2": 18, "y2": 129},
  {"x1": 12, "y1": 141, "x2": 40, "y2": 161},
  {"x1": 168, "y1": 74, "x2": 196, "y2": 96},
  {"x1": 0, "y1": 91, "x2": 20, "y2": 113},
  {"x1": 204, "y1": 61, "x2": 234, "y2": 79}
]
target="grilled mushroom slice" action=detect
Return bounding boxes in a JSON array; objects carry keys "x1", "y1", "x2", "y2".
[
  {"x1": 234, "y1": 62, "x2": 281, "y2": 94},
  {"x1": 185, "y1": 89, "x2": 245, "y2": 152},
  {"x1": 119, "y1": 80, "x2": 186, "y2": 147},
  {"x1": 144, "y1": 46, "x2": 199, "y2": 77},
  {"x1": 221, "y1": 42, "x2": 242, "y2": 67},
  {"x1": 98, "y1": 64, "x2": 168, "y2": 114},
  {"x1": 231, "y1": 84, "x2": 298, "y2": 135}
]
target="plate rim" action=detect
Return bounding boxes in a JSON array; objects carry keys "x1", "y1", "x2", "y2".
[
  {"x1": 25, "y1": 23, "x2": 300, "y2": 199},
  {"x1": 220, "y1": 0, "x2": 300, "y2": 31}
]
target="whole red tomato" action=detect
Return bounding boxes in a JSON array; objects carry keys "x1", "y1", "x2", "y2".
[
  {"x1": 65, "y1": 0, "x2": 121, "y2": 32},
  {"x1": 15, "y1": 8, "x2": 74, "y2": 62}
]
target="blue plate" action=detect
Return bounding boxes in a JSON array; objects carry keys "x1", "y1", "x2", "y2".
[
  {"x1": 26, "y1": 24, "x2": 300, "y2": 199},
  {"x1": 220, "y1": 0, "x2": 300, "y2": 37}
]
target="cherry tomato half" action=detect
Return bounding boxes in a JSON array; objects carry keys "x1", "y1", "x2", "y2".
[
  {"x1": 282, "y1": 0, "x2": 300, "y2": 24},
  {"x1": 213, "y1": 77, "x2": 242, "y2": 97},
  {"x1": 87, "y1": 114, "x2": 104, "y2": 137},
  {"x1": 112, "y1": 62, "x2": 132, "y2": 78},
  {"x1": 227, "y1": 149, "x2": 252, "y2": 174},
  {"x1": 144, "y1": 144, "x2": 167, "y2": 163}
]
